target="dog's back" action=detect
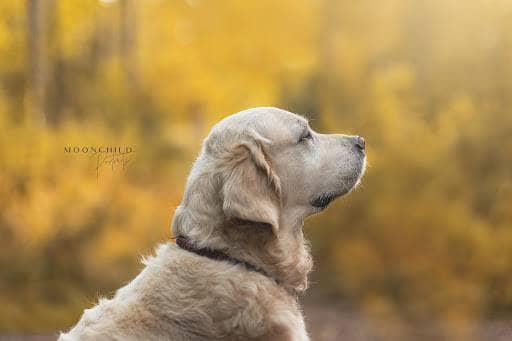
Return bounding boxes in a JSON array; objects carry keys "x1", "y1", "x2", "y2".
[{"x1": 59, "y1": 243, "x2": 307, "y2": 341}]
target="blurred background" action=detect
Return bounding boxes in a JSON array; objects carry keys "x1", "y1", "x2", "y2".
[{"x1": 1, "y1": 0, "x2": 512, "y2": 340}]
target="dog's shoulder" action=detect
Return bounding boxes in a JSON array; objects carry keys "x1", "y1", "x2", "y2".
[
  {"x1": 60, "y1": 243, "x2": 308, "y2": 340},
  {"x1": 145, "y1": 243, "x2": 308, "y2": 339}
]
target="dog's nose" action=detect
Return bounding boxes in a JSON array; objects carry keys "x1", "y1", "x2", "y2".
[{"x1": 354, "y1": 136, "x2": 365, "y2": 151}]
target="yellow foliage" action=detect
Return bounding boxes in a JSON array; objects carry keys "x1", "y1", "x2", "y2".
[{"x1": 0, "y1": 0, "x2": 511, "y2": 337}]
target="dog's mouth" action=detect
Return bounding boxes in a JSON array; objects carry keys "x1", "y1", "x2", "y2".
[
  {"x1": 310, "y1": 183, "x2": 356, "y2": 210},
  {"x1": 311, "y1": 192, "x2": 342, "y2": 209},
  {"x1": 310, "y1": 181, "x2": 354, "y2": 209},
  {"x1": 311, "y1": 159, "x2": 366, "y2": 210}
]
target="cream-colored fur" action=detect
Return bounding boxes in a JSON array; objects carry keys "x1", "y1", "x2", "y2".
[{"x1": 59, "y1": 107, "x2": 366, "y2": 341}]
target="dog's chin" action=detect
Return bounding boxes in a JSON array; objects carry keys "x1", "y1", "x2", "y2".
[{"x1": 311, "y1": 159, "x2": 366, "y2": 210}]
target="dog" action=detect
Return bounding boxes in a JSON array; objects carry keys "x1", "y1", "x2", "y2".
[{"x1": 59, "y1": 107, "x2": 366, "y2": 340}]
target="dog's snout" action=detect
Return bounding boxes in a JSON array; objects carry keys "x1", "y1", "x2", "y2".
[{"x1": 354, "y1": 136, "x2": 365, "y2": 151}]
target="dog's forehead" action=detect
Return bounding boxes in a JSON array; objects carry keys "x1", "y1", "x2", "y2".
[{"x1": 213, "y1": 107, "x2": 307, "y2": 138}]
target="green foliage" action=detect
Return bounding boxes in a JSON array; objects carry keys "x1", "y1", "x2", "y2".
[{"x1": 0, "y1": 0, "x2": 511, "y2": 336}]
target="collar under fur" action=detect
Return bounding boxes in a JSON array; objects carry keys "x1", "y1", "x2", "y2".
[{"x1": 176, "y1": 235, "x2": 274, "y2": 281}]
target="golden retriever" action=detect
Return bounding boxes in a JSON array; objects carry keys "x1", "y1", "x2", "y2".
[{"x1": 60, "y1": 107, "x2": 366, "y2": 340}]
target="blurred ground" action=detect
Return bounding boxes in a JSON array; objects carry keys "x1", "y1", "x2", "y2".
[
  {"x1": 2, "y1": 302, "x2": 511, "y2": 341},
  {"x1": 303, "y1": 302, "x2": 512, "y2": 341}
]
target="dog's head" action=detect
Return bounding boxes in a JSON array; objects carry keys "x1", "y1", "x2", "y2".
[
  {"x1": 173, "y1": 107, "x2": 366, "y2": 293},
  {"x1": 207, "y1": 107, "x2": 366, "y2": 232}
]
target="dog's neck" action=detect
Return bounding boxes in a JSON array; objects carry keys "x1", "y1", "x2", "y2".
[
  {"x1": 173, "y1": 207, "x2": 312, "y2": 296},
  {"x1": 175, "y1": 234, "x2": 276, "y2": 282},
  {"x1": 172, "y1": 171, "x2": 313, "y2": 296}
]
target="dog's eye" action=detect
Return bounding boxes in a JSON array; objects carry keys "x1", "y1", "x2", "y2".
[{"x1": 299, "y1": 130, "x2": 313, "y2": 143}]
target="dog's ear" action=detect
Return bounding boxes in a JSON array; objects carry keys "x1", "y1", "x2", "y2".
[{"x1": 221, "y1": 134, "x2": 281, "y2": 235}]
